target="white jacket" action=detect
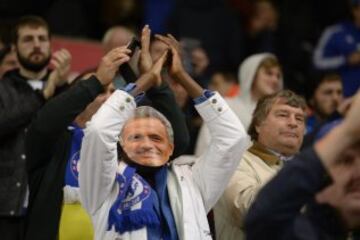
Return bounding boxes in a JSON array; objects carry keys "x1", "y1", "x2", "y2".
[{"x1": 79, "y1": 90, "x2": 249, "y2": 240}]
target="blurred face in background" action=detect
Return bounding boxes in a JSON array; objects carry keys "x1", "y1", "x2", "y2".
[
  {"x1": 209, "y1": 72, "x2": 236, "y2": 97},
  {"x1": 252, "y1": 0, "x2": 278, "y2": 30},
  {"x1": 102, "y1": 26, "x2": 134, "y2": 53},
  {"x1": 15, "y1": 26, "x2": 51, "y2": 72},
  {"x1": 338, "y1": 144, "x2": 360, "y2": 228},
  {"x1": 252, "y1": 64, "x2": 282, "y2": 100},
  {"x1": 317, "y1": 142, "x2": 360, "y2": 229},
  {"x1": 0, "y1": 49, "x2": 18, "y2": 78},
  {"x1": 191, "y1": 47, "x2": 209, "y2": 76},
  {"x1": 312, "y1": 79, "x2": 343, "y2": 118}
]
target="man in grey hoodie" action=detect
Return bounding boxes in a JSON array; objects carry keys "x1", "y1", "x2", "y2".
[{"x1": 195, "y1": 53, "x2": 283, "y2": 156}]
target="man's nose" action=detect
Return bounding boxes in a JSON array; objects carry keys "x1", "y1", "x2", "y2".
[
  {"x1": 270, "y1": 73, "x2": 279, "y2": 83},
  {"x1": 333, "y1": 93, "x2": 342, "y2": 103},
  {"x1": 33, "y1": 38, "x2": 41, "y2": 48},
  {"x1": 287, "y1": 115, "x2": 298, "y2": 128},
  {"x1": 141, "y1": 137, "x2": 154, "y2": 149}
]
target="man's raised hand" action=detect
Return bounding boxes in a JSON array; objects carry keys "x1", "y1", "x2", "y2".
[
  {"x1": 43, "y1": 48, "x2": 72, "y2": 99},
  {"x1": 138, "y1": 25, "x2": 153, "y2": 74},
  {"x1": 155, "y1": 34, "x2": 185, "y2": 78},
  {"x1": 96, "y1": 46, "x2": 131, "y2": 86}
]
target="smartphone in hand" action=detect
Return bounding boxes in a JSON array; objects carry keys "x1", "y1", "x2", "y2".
[
  {"x1": 127, "y1": 37, "x2": 141, "y2": 57},
  {"x1": 116, "y1": 37, "x2": 141, "y2": 85}
]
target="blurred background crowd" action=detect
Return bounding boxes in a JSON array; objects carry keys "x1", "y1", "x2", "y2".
[
  {"x1": 0, "y1": 0, "x2": 355, "y2": 92},
  {"x1": 1, "y1": 0, "x2": 360, "y2": 239}
]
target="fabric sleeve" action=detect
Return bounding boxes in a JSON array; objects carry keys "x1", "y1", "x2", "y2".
[
  {"x1": 0, "y1": 79, "x2": 43, "y2": 139},
  {"x1": 244, "y1": 148, "x2": 329, "y2": 239},
  {"x1": 79, "y1": 90, "x2": 136, "y2": 214},
  {"x1": 222, "y1": 160, "x2": 265, "y2": 227},
  {"x1": 191, "y1": 92, "x2": 250, "y2": 212},
  {"x1": 26, "y1": 76, "x2": 104, "y2": 174},
  {"x1": 194, "y1": 123, "x2": 211, "y2": 157},
  {"x1": 313, "y1": 25, "x2": 347, "y2": 70}
]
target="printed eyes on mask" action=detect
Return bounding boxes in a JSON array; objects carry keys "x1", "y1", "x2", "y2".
[{"x1": 127, "y1": 134, "x2": 163, "y2": 142}]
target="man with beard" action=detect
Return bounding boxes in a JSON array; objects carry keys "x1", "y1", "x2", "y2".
[
  {"x1": 302, "y1": 73, "x2": 344, "y2": 148},
  {"x1": 0, "y1": 16, "x2": 71, "y2": 240}
]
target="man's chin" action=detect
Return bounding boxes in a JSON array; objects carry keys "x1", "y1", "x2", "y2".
[
  {"x1": 17, "y1": 53, "x2": 50, "y2": 72},
  {"x1": 133, "y1": 157, "x2": 166, "y2": 167},
  {"x1": 279, "y1": 140, "x2": 299, "y2": 150}
]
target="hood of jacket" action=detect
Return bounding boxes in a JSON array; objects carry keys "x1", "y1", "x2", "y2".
[{"x1": 238, "y1": 53, "x2": 282, "y2": 102}]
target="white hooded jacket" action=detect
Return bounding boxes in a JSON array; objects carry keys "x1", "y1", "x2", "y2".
[{"x1": 195, "y1": 53, "x2": 281, "y2": 156}]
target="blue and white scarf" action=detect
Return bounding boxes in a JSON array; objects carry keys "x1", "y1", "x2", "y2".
[
  {"x1": 65, "y1": 123, "x2": 84, "y2": 187},
  {"x1": 108, "y1": 162, "x2": 166, "y2": 234}
]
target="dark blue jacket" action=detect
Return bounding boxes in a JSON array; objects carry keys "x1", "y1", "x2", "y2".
[
  {"x1": 314, "y1": 21, "x2": 360, "y2": 97},
  {"x1": 245, "y1": 148, "x2": 360, "y2": 240}
]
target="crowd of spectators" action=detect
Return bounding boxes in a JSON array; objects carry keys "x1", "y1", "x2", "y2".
[{"x1": 1, "y1": 0, "x2": 360, "y2": 239}]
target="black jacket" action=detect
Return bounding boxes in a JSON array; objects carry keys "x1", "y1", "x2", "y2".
[
  {"x1": 24, "y1": 76, "x2": 189, "y2": 240},
  {"x1": 245, "y1": 148, "x2": 360, "y2": 240},
  {"x1": 0, "y1": 70, "x2": 47, "y2": 216}
]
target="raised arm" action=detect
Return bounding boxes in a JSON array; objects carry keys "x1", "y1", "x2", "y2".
[
  {"x1": 79, "y1": 49, "x2": 170, "y2": 213},
  {"x1": 26, "y1": 46, "x2": 130, "y2": 175},
  {"x1": 157, "y1": 34, "x2": 250, "y2": 212},
  {"x1": 138, "y1": 26, "x2": 189, "y2": 158},
  {"x1": 26, "y1": 76, "x2": 104, "y2": 173}
]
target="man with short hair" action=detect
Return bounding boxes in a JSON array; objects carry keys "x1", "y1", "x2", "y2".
[
  {"x1": 79, "y1": 34, "x2": 249, "y2": 240},
  {"x1": 245, "y1": 91, "x2": 360, "y2": 240},
  {"x1": 302, "y1": 73, "x2": 344, "y2": 148},
  {"x1": 214, "y1": 90, "x2": 306, "y2": 240},
  {"x1": 102, "y1": 26, "x2": 135, "y2": 54},
  {"x1": 0, "y1": 15, "x2": 71, "y2": 240},
  {"x1": 306, "y1": 73, "x2": 343, "y2": 133}
]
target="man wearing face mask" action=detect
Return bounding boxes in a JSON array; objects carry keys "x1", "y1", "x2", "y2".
[
  {"x1": 245, "y1": 92, "x2": 360, "y2": 239},
  {"x1": 0, "y1": 16, "x2": 71, "y2": 240},
  {"x1": 24, "y1": 26, "x2": 188, "y2": 240},
  {"x1": 79, "y1": 34, "x2": 249, "y2": 240}
]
